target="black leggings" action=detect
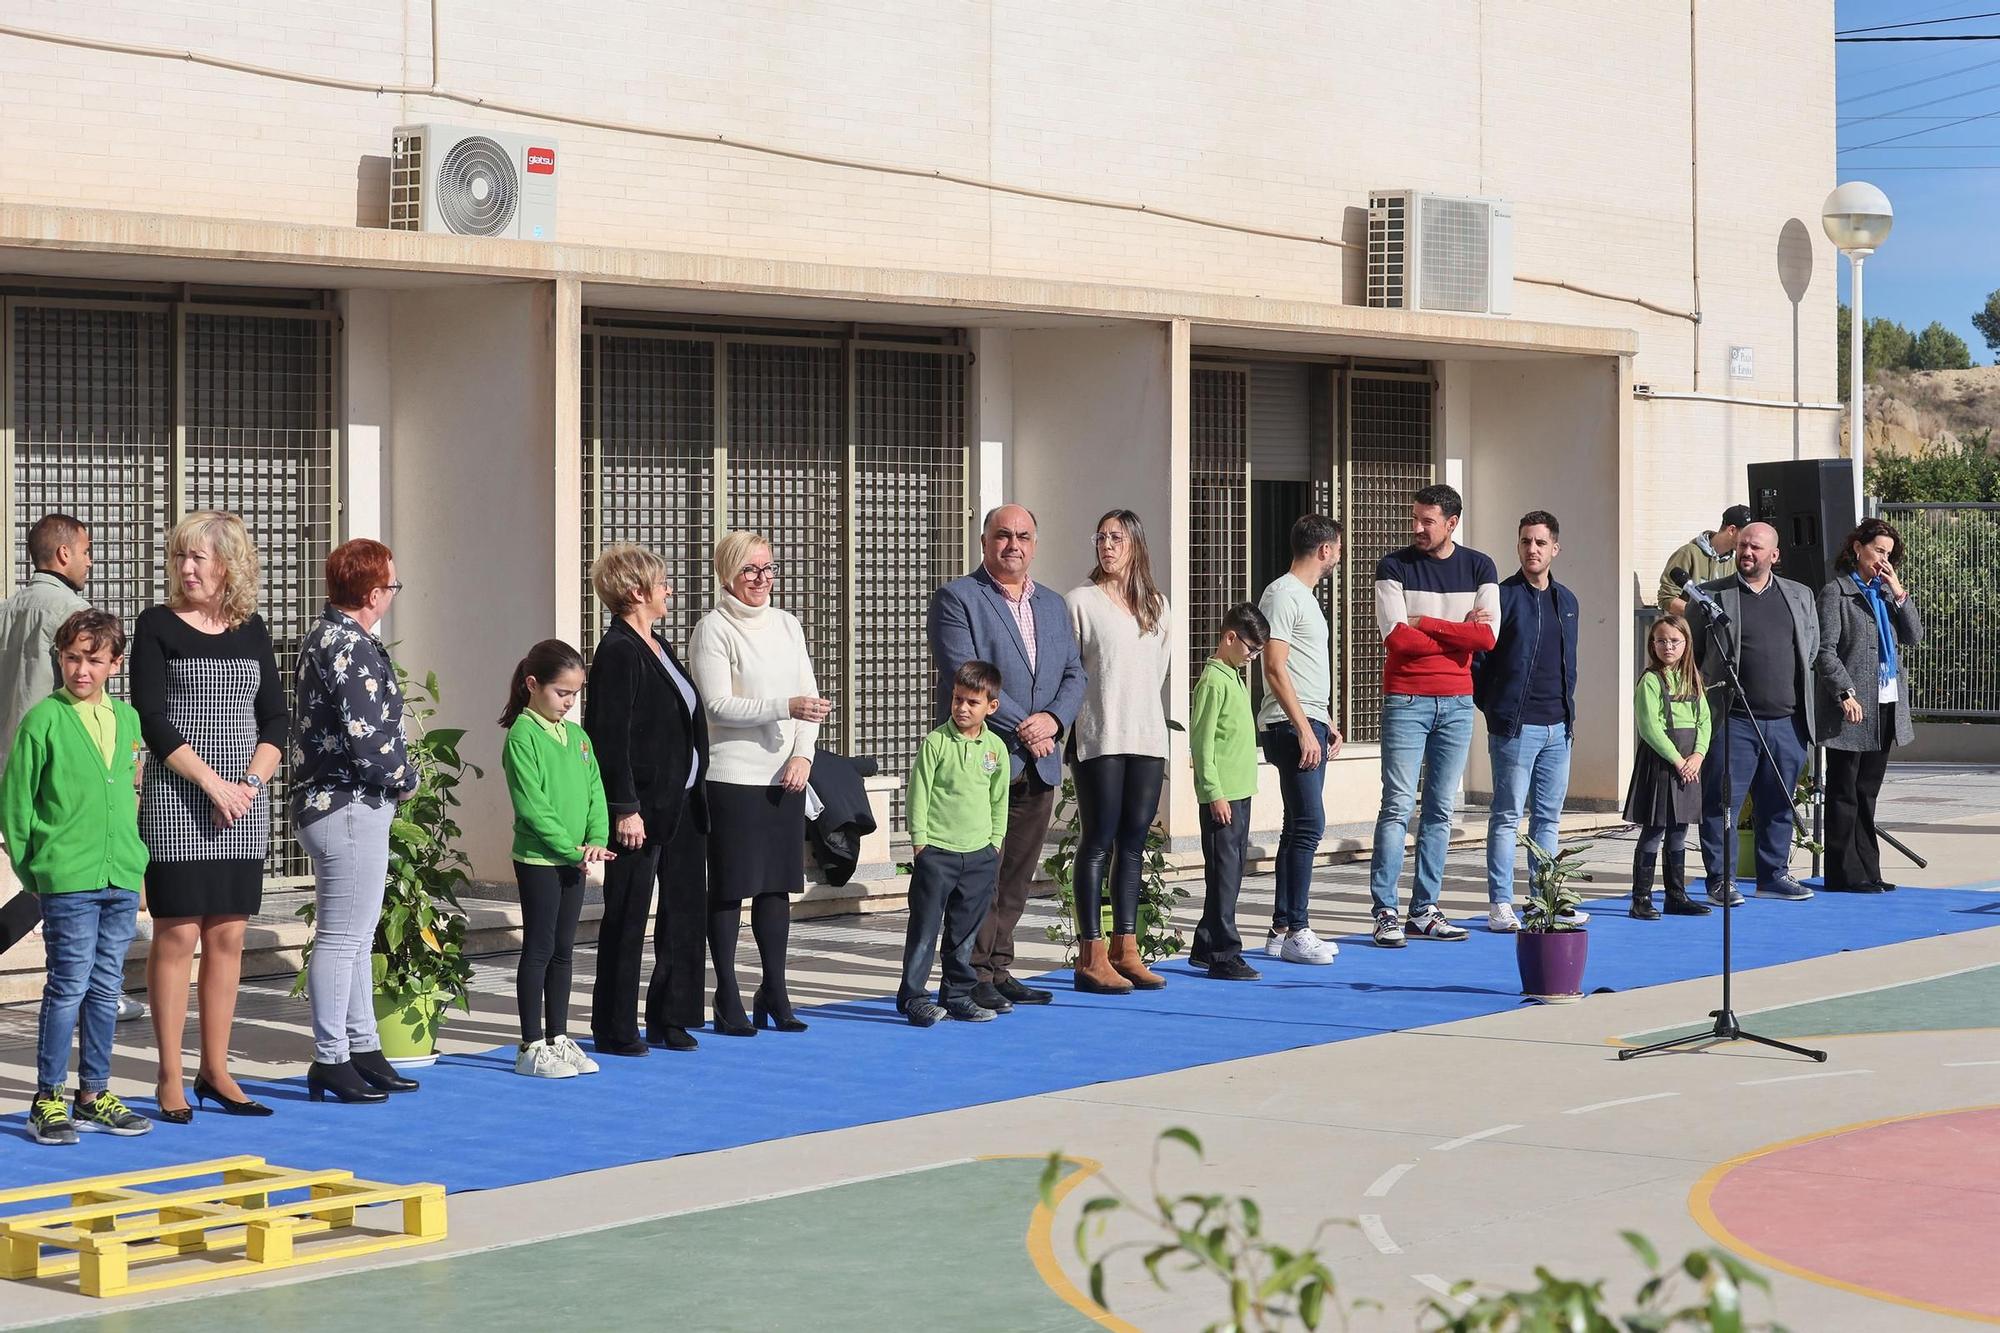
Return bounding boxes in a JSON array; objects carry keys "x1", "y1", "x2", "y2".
[
  {"x1": 1073, "y1": 754, "x2": 1167, "y2": 939},
  {"x1": 515, "y1": 861, "x2": 586, "y2": 1043},
  {"x1": 709, "y1": 891, "x2": 792, "y2": 1022},
  {"x1": 1635, "y1": 825, "x2": 1687, "y2": 864}
]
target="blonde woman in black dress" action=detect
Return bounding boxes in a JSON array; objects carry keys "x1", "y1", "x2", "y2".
[{"x1": 134, "y1": 512, "x2": 287, "y2": 1120}]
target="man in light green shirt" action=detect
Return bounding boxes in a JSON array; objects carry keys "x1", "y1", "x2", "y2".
[{"x1": 1255, "y1": 515, "x2": 1344, "y2": 967}]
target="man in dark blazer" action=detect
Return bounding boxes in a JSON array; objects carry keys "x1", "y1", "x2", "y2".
[
  {"x1": 585, "y1": 609, "x2": 710, "y2": 1054},
  {"x1": 928, "y1": 503, "x2": 1085, "y2": 1013},
  {"x1": 1687, "y1": 521, "x2": 1821, "y2": 907}
]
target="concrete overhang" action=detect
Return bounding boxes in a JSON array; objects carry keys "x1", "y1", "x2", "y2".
[{"x1": 0, "y1": 203, "x2": 1636, "y2": 359}]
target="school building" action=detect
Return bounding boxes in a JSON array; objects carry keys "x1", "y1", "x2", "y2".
[{"x1": 0, "y1": 2, "x2": 1839, "y2": 892}]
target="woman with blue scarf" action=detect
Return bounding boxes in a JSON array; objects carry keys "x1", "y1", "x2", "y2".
[{"x1": 1815, "y1": 518, "x2": 1923, "y2": 893}]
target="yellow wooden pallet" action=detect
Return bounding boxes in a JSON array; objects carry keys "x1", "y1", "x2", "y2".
[{"x1": 0, "y1": 1155, "x2": 446, "y2": 1297}]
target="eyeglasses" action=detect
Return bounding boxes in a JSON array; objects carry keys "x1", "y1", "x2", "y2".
[
  {"x1": 738, "y1": 564, "x2": 779, "y2": 582},
  {"x1": 1092, "y1": 532, "x2": 1128, "y2": 547},
  {"x1": 378, "y1": 581, "x2": 404, "y2": 594}
]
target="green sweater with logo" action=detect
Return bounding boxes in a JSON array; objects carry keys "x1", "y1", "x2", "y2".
[
  {"x1": 0, "y1": 691, "x2": 148, "y2": 895},
  {"x1": 1190, "y1": 658, "x2": 1259, "y2": 803},
  {"x1": 907, "y1": 723, "x2": 1009, "y2": 854},
  {"x1": 502, "y1": 712, "x2": 609, "y2": 866}
]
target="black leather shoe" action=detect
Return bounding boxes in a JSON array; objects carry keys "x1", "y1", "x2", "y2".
[
  {"x1": 969, "y1": 981, "x2": 1014, "y2": 1014},
  {"x1": 648, "y1": 1026, "x2": 699, "y2": 1051},
  {"x1": 306, "y1": 1061, "x2": 386, "y2": 1105},
  {"x1": 993, "y1": 976, "x2": 1053, "y2": 1006},
  {"x1": 753, "y1": 988, "x2": 809, "y2": 1033},
  {"x1": 712, "y1": 990, "x2": 756, "y2": 1037},
  {"x1": 1205, "y1": 957, "x2": 1261, "y2": 981},
  {"x1": 350, "y1": 1049, "x2": 419, "y2": 1092},
  {"x1": 594, "y1": 1036, "x2": 650, "y2": 1057},
  {"x1": 1872, "y1": 880, "x2": 1899, "y2": 892},
  {"x1": 194, "y1": 1074, "x2": 274, "y2": 1116}
]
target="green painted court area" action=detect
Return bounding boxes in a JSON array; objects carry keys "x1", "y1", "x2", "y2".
[
  {"x1": 27, "y1": 1160, "x2": 1096, "y2": 1333},
  {"x1": 1625, "y1": 963, "x2": 2000, "y2": 1046}
]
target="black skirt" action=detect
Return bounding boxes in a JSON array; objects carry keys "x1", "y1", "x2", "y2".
[
  {"x1": 145, "y1": 859, "x2": 264, "y2": 918},
  {"x1": 706, "y1": 781, "x2": 807, "y2": 904},
  {"x1": 1622, "y1": 725, "x2": 1704, "y2": 828}
]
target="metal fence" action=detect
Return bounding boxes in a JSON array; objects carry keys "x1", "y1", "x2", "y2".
[
  {"x1": 1879, "y1": 502, "x2": 2000, "y2": 719},
  {"x1": 4, "y1": 288, "x2": 337, "y2": 884}
]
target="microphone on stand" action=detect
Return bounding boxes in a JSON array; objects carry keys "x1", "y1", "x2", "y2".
[{"x1": 1670, "y1": 566, "x2": 1730, "y2": 627}]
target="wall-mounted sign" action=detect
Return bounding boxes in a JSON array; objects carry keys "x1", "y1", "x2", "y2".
[{"x1": 1728, "y1": 346, "x2": 1754, "y2": 380}]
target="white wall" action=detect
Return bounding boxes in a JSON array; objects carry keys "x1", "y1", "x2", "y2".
[
  {"x1": 1465, "y1": 356, "x2": 1630, "y2": 807},
  {"x1": 386, "y1": 280, "x2": 559, "y2": 879}
]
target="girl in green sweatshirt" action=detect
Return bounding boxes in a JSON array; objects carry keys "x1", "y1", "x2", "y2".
[
  {"x1": 1620, "y1": 615, "x2": 1713, "y2": 920},
  {"x1": 500, "y1": 640, "x2": 615, "y2": 1080}
]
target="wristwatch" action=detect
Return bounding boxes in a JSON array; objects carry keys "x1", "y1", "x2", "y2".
[
  {"x1": 242, "y1": 773, "x2": 266, "y2": 795},
  {"x1": 1837, "y1": 689, "x2": 1857, "y2": 704}
]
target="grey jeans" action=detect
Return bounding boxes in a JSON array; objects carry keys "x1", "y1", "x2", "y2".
[{"x1": 301, "y1": 800, "x2": 395, "y2": 1063}]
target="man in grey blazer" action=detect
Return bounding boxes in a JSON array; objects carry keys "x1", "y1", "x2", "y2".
[
  {"x1": 928, "y1": 504, "x2": 1085, "y2": 1013},
  {"x1": 1687, "y1": 521, "x2": 1820, "y2": 906}
]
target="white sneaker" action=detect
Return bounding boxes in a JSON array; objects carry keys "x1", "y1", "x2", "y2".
[
  {"x1": 1279, "y1": 926, "x2": 1337, "y2": 965},
  {"x1": 1263, "y1": 931, "x2": 1287, "y2": 959},
  {"x1": 1556, "y1": 906, "x2": 1592, "y2": 927},
  {"x1": 1487, "y1": 902, "x2": 1522, "y2": 933},
  {"x1": 549, "y1": 1034, "x2": 600, "y2": 1075},
  {"x1": 514, "y1": 1040, "x2": 578, "y2": 1079}
]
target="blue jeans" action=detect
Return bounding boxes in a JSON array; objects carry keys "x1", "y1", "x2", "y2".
[
  {"x1": 1699, "y1": 711, "x2": 1809, "y2": 887},
  {"x1": 1260, "y1": 720, "x2": 1330, "y2": 932},
  {"x1": 1369, "y1": 695, "x2": 1476, "y2": 917},
  {"x1": 36, "y1": 889, "x2": 139, "y2": 1091},
  {"x1": 1485, "y1": 724, "x2": 1572, "y2": 906}
]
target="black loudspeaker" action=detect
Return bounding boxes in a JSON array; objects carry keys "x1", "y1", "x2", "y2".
[{"x1": 1748, "y1": 459, "x2": 1855, "y2": 591}]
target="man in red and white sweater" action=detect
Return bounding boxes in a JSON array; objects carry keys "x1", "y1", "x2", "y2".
[{"x1": 1366, "y1": 484, "x2": 1500, "y2": 947}]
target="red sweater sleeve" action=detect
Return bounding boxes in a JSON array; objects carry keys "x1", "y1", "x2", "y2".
[{"x1": 1416, "y1": 617, "x2": 1497, "y2": 653}]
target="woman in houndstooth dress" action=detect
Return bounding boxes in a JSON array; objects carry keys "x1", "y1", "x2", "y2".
[{"x1": 133, "y1": 512, "x2": 287, "y2": 1120}]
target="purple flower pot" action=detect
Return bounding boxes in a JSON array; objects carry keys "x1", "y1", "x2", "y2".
[{"x1": 1515, "y1": 929, "x2": 1589, "y2": 1003}]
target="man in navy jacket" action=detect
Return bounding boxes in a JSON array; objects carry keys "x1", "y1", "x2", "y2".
[
  {"x1": 928, "y1": 503, "x2": 1085, "y2": 1013},
  {"x1": 1471, "y1": 511, "x2": 1583, "y2": 932}
]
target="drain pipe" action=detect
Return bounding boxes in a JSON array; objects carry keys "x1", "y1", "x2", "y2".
[{"x1": 1689, "y1": 0, "x2": 1704, "y2": 389}]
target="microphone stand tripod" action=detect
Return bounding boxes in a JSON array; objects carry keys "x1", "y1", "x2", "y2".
[{"x1": 1620, "y1": 604, "x2": 1827, "y2": 1064}]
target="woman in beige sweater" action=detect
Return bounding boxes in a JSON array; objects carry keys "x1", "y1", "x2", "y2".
[
  {"x1": 687, "y1": 531, "x2": 831, "y2": 1036},
  {"x1": 1064, "y1": 509, "x2": 1174, "y2": 994}
]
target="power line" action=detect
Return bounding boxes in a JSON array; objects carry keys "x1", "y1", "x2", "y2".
[
  {"x1": 1838, "y1": 34, "x2": 2000, "y2": 42},
  {"x1": 1842, "y1": 102, "x2": 2000, "y2": 149},
  {"x1": 1838, "y1": 54, "x2": 2000, "y2": 105},
  {"x1": 1841, "y1": 75, "x2": 2000, "y2": 127},
  {"x1": 1838, "y1": 9, "x2": 2000, "y2": 35}
]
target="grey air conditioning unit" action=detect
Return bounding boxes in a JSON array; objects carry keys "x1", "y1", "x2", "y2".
[
  {"x1": 389, "y1": 125, "x2": 558, "y2": 240},
  {"x1": 1367, "y1": 191, "x2": 1513, "y2": 315}
]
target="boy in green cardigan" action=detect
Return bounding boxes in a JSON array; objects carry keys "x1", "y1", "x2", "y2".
[
  {"x1": 898, "y1": 659, "x2": 1008, "y2": 1027},
  {"x1": 1189, "y1": 604, "x2": 1269, "y2": 981},
  {"x1": 0, "y1": 609, "x2": 152, "y2": 1143}
]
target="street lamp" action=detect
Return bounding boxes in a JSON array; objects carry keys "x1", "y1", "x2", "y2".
[{"x1": 1822, "y1": 182, "x2": 1894, "y2": 520}]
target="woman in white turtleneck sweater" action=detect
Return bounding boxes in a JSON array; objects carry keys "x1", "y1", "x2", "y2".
[{"x1": 686, "y1": 531, "x2": 832, "y2": 1036}]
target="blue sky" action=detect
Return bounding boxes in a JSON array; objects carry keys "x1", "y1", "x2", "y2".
[{"x1": 1837, "y1": 1, "x2": 2000, "y2": 362}]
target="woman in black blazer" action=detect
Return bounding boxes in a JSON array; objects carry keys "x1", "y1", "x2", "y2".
[{"x1": 584, "y1": 545, "x2": 711, "y2": 1054}]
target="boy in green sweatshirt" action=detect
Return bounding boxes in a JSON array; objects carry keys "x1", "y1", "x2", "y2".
[
  {"x1": 898, "y1": 659, "x2": 1009, "y2": 1027},
  {"x1": 1189, "y1": 604, "x2": 1269, "y2": 981},
  {"x1": 0, "y1": 609, "x2": 152, "y2": 1143}
]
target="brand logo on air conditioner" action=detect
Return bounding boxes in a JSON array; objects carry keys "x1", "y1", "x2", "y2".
[{"x1": 526, "y1": 147, "x2": 556, "y2": 175}]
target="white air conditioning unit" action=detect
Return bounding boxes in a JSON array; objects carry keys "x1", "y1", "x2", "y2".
[
  {"x1": 389, "y1": 124, "x2": 558, "y2": 240},
  {"x1": 1367, "y1": 191, "x2": 1513, "y2": 315}
]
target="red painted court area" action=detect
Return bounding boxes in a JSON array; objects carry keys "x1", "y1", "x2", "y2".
[{"x1": 1700, "y1": 1106, "x2": 2000, "y2": 1324}]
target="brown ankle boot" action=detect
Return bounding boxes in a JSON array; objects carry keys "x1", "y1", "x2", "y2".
[
  {"x1": 1074, "y1": 939, "x2": 1133, "y2": 994},
  {"x1": 1108, "y1": 934, "x2": 1166, "y2": 990}
]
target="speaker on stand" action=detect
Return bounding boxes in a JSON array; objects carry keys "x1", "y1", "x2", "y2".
[{"x1": 1747, "y1": 459, "x2": 1856, "y2": 884}]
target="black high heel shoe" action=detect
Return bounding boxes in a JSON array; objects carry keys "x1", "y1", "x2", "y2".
[
  {"x1": 712, "y1": 989, "x2": 756, "y2": 1038},
  {"x1": 193, "y1": 1073, "x2": 274, "y2": 1117},
  {"x1": 753, "y1": 988, "x2": 808, "y2": 1033},
  {"x1": 153, "y1": 1081, "x2": 193, "y2": 1125},
  {"x1": 350, "y1": 1049, "x2": 419, "y2": 1093},
  {"x1": 307, "y1": 1061, "x2": 387, "y2": 1104}
]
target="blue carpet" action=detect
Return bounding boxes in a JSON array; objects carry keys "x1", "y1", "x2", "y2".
[{"x1": 3, "y1": 883, "x2": 1995, "y2": 1199}]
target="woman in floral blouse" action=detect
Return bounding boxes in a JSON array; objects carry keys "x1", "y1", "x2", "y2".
[{"x1": 292, "y1": 539, "x2": 420, "y2": 1104}]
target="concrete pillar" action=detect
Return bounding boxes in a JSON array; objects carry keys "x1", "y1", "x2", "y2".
[{"x1": 552, "y1": 277, "x2": 583, "y2": 645}]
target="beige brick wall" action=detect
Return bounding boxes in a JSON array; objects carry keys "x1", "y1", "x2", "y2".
[{"x1": 0, "y1": 0, "x2": 1838, "y2": 571}]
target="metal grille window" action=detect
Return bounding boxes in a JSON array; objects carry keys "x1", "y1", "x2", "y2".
[
  {"x1": 1343, "y1": 375, "x2": 1435, "y2": 742},
  {"x1": 1878, "y1": 502, "x2": 2000, "y2": 719},
  {"x1": 1189, "y1": 366, "x2": 1249, "y2": 686},
  {"x1": 580, "y1": 317, "x2": 970, "y2": 820},
  {"x1": 3, "y1": 290, "x2": 337, "y2": 884}
]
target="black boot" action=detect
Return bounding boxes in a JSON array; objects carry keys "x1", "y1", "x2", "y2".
[
  {"x1": 1662, "y1": 844, "x2": 1712, "y2": 916},
  {"x1": 350, "y1": 1048, "x2": 419, "y2": 1093},
  {"x1": 307, "y1": 1060, "x2": 387, "y2": 1104},
  {"x1": 1630, "y1": 852, "x2": 1661, "y2": 921}
]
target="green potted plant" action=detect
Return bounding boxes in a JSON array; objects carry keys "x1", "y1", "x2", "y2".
[
  {"x1": 1517, "y1": 841, "x2": 1593, "y2": 1004},
  {"x1": 294, "y1": 664, "x2": 479, "y2": 1061}
]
